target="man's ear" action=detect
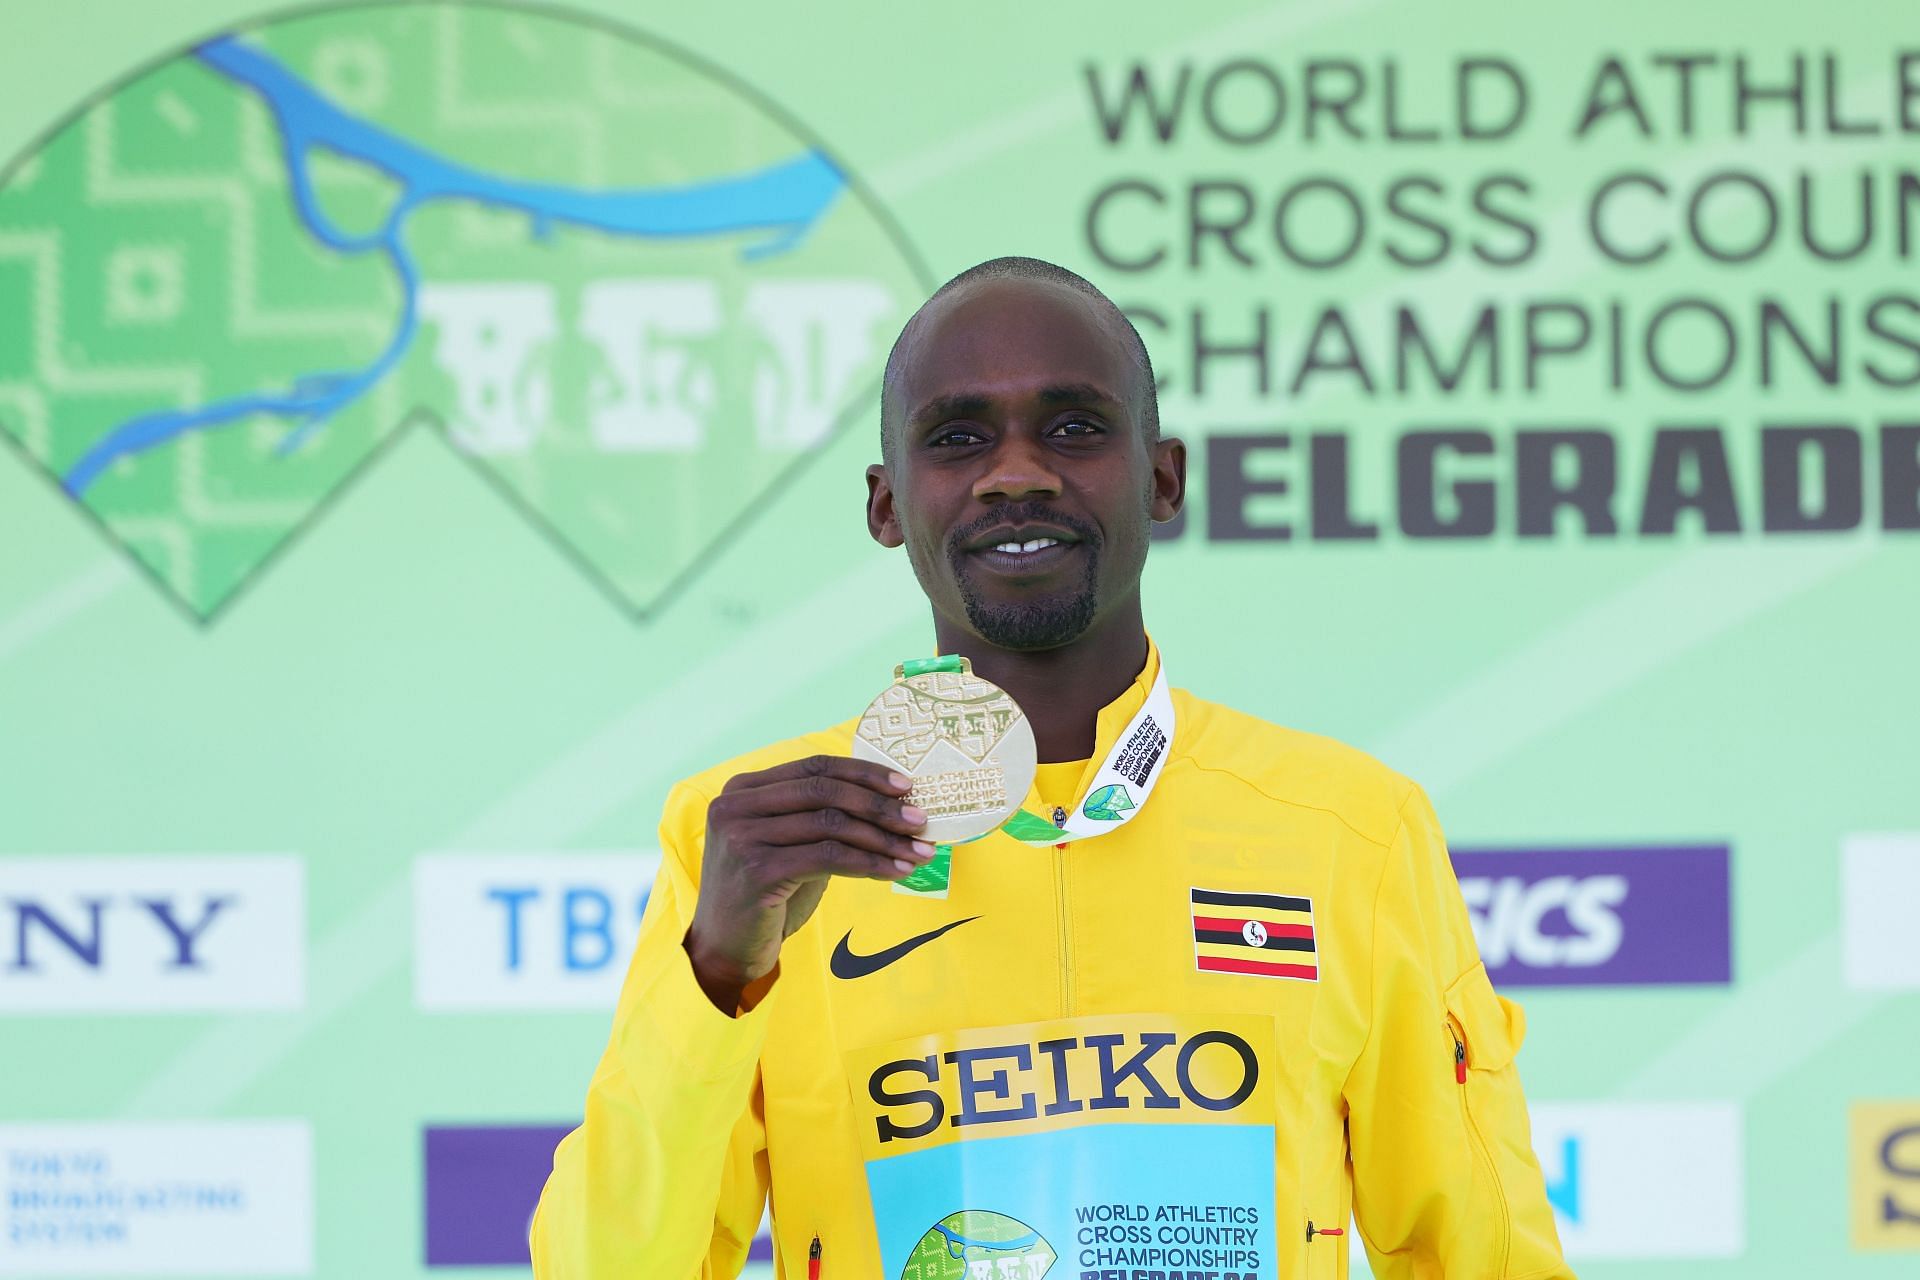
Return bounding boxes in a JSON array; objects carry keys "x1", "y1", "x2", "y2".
[
  {"x1": 1149, "y1": 437, "x2": 1187, "y2": 524},
  {"x1": 866, "y1": 463, "x2": 904, "y2": 547}
]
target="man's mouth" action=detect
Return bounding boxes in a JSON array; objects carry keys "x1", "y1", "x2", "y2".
[
  {"x1": 949, "y1": 511, "x2": 1098, "y2": 580},
  {"x1": 990, "y1": 536, "x2": 1062, "y2": 555},
  {"x1": 967, "y1": 533, "x2": 1082, "y2": 574}
]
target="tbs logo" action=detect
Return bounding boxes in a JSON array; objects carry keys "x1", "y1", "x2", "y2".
[
  {"x1": 1451, "y1": 845, "x2": 1730, "y2": 987},
  {"x1": 413, "y1": 852, "x2": 660, "y2": 1010},
  {"x1": 0, "y1": 856, "x2": 304, "y2": 1012}
]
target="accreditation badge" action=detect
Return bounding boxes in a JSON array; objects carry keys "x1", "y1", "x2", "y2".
[
  {"x1": 844, "y1": 1013, "x2": 1279, "y2": 1280},
  {"x1": 851, "y1": 656, "x2": 1038, "y2": 895}
]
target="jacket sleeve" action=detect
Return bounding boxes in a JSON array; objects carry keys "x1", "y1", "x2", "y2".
[
  {"x1": 530, "y1": 781, "x2": 774, "y2": 1279},
  {"x1": 1344, "y1": 783, "x2": 1575, "y2": 1279}
]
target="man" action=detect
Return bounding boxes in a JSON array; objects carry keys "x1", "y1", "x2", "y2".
[{"x1": 531, "y1": 257, "x2": 1573, "y2": 1279}]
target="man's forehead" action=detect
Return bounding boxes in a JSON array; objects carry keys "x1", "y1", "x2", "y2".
[{"x1": 894, "y1": 277, "x2": 1137, "y2": 415}]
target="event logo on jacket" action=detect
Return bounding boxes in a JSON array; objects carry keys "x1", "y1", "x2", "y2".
[
  {"x1": 851, "y1": 1013, "x2": 1277, "y2": 1280},
  {"x1": 0, "y1": 2, "x2": 926, "y2": 623}
]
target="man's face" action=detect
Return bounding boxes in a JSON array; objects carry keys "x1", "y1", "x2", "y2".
[{"x1": 866, "y1": 278, "x2": 1184, "y2": 651}]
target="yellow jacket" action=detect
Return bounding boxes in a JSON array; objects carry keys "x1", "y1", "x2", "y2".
[{"x1": 532, "y1": 644, "x2": 1572, "y2": 1279}]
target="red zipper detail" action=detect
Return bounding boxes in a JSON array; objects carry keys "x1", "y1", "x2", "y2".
[
  {"x1": 1453, "y1": 1031, "x2": 1468, "y2": 1084},
  {"x1": 1306, "y1": 1220, "x2": 1345, "y2": 1241},
  {"x1": 808, "y1": 1233, "x2": 821, "y2": 1280}
]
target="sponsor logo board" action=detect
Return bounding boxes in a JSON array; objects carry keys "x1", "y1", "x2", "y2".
[
  {"x1": 0, "y1": 1121, "x2": 311, "y2": 1275},
  {"x1": 1452, "y1": 845, "x2": 1731, "y2": 986},
  {"x1": 1851, "y1": 1101, "x2": 1920, "y2": 1250},
  {"x1": 412, "y1": 852, "x2": 660, "y2": 1010},
  {"x1": 422, "y1": 1125, "x2": 770, "y2": 1267},
  {"x1": 0, "y1": 855, "x2": 304, "y2": 1013},
  {"x1": 1530, "y1": 1102, "x2": 1744, "y2": 1259},
  {"x1": 1841, "y1": 834, "x2": 1920, "y2": 990}
]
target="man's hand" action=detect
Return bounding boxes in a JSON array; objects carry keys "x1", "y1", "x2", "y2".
[{"x1": 684, "y1": 756, "x2": 932, "y2": 1013}]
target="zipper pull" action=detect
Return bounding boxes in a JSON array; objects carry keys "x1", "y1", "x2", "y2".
[
  {"x1": 1306, "y1": 1220, "x2": 1345, "y2": 1241},
  {"x1": 1052, "y1": 805, "x2": 1068, "y2": 829},
  {"x1": 809, "y1": 1233, "x2": 821, "y2": 1280},
  {"x1": 1452, "y1": 1031, "x2": 1467, "y2": 1084}
]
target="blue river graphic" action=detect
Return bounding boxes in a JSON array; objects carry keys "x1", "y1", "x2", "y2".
[{"x1": 62, "y1": 34, "x2": 845, "y2": 495}]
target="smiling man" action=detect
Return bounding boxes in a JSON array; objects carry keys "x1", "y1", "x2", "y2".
[{"x1": 531, "y1": 257, "x2": 1574, "y2": 1280}]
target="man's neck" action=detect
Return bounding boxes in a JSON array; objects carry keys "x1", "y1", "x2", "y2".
[{"x1": 932, "y1": 604, "x2": 1149, "y2": 763}]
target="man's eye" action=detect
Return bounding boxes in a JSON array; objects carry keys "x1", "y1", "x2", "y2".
[
  {"x1": 929, "y1": 427, "x2": 984, "y2": 447},
  {"x1": 1052, "y1": 418, "x2": 1104, "y2": 437}
]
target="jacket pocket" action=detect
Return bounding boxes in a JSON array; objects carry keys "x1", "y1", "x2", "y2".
[{"x1": 1443, "y1": 962, "x2": 1527, "y2": 1273}]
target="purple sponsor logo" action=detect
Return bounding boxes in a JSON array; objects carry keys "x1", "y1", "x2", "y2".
[
  {"x1": 423, "y1": 1124, "x2": 775, "y2": 1266},
  {"x1": 424, "y1": 1125, "x2": 569, "y2": 1267},
  {"x1": 1451, "y1": 845, "x2": 1731, "y2": 987}
]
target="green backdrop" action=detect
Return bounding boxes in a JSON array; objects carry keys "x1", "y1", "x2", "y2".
[{"x1": 2, "y1": 2, "x2": 1916, "y2": 1277}]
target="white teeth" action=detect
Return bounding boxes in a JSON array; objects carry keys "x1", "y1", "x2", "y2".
[{"x1": 992, "y1": 537, "x2": 1060, "y2": 554}]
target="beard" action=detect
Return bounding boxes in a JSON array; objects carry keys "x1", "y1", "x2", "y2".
[{"x1": 942, "y1": 504, "x2": 1102, "y2": 651}]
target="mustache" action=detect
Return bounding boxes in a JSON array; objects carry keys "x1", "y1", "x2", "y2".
[{"x1": 944, "y1": 503, "x2": 1101, "y2": 558}]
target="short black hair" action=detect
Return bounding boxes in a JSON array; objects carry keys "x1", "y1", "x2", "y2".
[{"x1": 880, "y1": 255, "x2": 1159, "y2": 463}]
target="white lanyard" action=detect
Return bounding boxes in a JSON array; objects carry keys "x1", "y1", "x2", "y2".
[{"x1": 993, "y1": 662, "x2": 1175, "y2": 846}]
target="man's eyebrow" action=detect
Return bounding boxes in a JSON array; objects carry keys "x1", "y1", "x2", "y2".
[
  {"x1": 907, "y1": 391, "x2": 994, "y2": 426},
  {"x1": 908, "y1": 382, "x2": 1123, "y2": 427},
  {"x1": 1035, "y1": 382, "x2": 1122, "y2": 408}
]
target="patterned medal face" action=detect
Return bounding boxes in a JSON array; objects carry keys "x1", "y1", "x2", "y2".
[{"x1": 850, "y1": 657, "x2": 1037, "y2": 845}]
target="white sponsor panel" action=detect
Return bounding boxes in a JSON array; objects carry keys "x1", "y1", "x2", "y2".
[
  {"x1": 413, "y1": 851, "x2": 661, "y2": 1010},
  {"x1": 1530, "y1": 1101, "x2": 1744, "y2": 1259},
  {"x1": 1342, "y1": 1101, "x2": 1742, "y2": 1274},
  {"x1": 0, "y1": 856, "x2": 304, "y2": 1013},
  {"x1": 1842, "y1": 833, "x2": 1920, "y2": 989},
  {"x1": 0, "y1": 1121, "x2": 312, "y2": 1275}
]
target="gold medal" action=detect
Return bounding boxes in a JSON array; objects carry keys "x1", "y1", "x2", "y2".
[{"x1": 851, "y1": 655, "x2": 1038, "y2": 845}]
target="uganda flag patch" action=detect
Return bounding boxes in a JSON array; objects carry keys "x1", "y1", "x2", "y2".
[{"x1": 1191, "y1": 888, "x2": 1317, "y2": 981}]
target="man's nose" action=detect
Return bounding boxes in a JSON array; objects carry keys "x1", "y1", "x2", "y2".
[{"x1": 972, "y1": 430, "x2": 1062, "y2": 504}]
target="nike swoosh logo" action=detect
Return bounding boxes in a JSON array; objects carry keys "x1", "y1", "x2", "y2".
[{"x1": 830, "y1": 917, "x2": 980, "y2": 980}]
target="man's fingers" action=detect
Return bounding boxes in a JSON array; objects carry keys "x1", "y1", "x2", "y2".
[
  {"x1": 773, "y1": 840, "x2": 922, "y2": 882},
  {"x1": 720, "y1": 775, "x2": 928, "y2": 834},
  {"x1": 750, "y1": 809, "x2": 936, "y2": 862},
  {"x1": 720, "y1": 754, "x2": 911, "y2": 798}
]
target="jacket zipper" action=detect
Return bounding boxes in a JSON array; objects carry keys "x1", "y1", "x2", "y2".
[
  {"x1": 1448, "y1": 1018, "x2": 1512, "y2": 1266},
  {"x1": 1054, "y1": 838, "x2": 1073, "y2": 1016},
  {"x1": 1053, "y1": 805, "x2": 1072, "y2": 1016}
]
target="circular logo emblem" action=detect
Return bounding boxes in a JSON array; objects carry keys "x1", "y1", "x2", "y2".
[
  {"x1": 901, "y1": 1210, "x2": 1055, "y2": 1280},
  {"x1": 0, "y1": 1, "x2": 925, "y2": 621},
  {"x1": 1242, "y1": 919, "x2": 1269, "y2": 948}
]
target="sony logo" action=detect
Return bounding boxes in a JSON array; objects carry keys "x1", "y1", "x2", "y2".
[
  {"x1": 0, "y1": 856, "x2": 303, "y2": 1013},
  {"x1": 6, "y1": 895, "x2": 232, "y2": 971}
]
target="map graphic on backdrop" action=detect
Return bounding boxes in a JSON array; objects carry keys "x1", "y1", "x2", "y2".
[{"x1": 0, "y1": 1, "x2": 926, "y2": 620}]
